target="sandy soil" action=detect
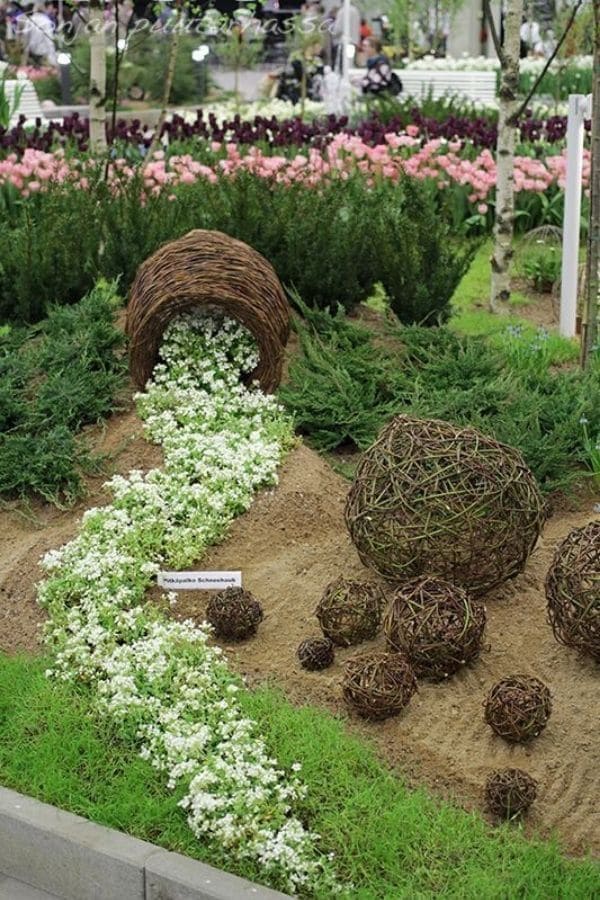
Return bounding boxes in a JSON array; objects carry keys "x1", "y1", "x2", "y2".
[
  {"x1": 1, "y1": 414, "x2": 598, "y2": 858},
  {"x1": 170, "y1": 445, "x2": 600, "y2": 858}
]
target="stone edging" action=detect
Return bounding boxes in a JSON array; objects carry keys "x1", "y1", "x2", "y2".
[{"x1": 0, "y1": 787, "x2": 291, "y2": 900}]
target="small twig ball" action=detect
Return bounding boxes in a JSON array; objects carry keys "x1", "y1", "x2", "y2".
[
  {"x1": 485, "y1": 768, "x2": 538, "y2": 819},
  {"x1": 383, "y1": 576, "x2": 486, "y2": 680},
  {"x1": 342, "y1": 650, "x2": 417, "y2": 720},
  {"x1": 297, "y1": 637, "x2": 335, "y2": 671},
  {"x1": 545, "y1": 521, "x2": 600, "y2": 661},
  {"x1": 316, "y1": 578, "x2": 385, "y2": 647},
  {"x1": 206, "y1": 587, "x2": 263, "y2": 641},
  {"x1": 483, "y1": 675, "x2": 552, "y2": 743}
]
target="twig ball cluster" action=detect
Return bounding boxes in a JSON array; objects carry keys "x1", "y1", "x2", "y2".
[
  {"x1": 484, "y1": 675, "x2": 552, "y2": 743},
  {"x1": 342, "y1": 650, "x2": 417, "y2": 720},
  {"x1": 316, "y1": 578, "x2": 386, "y2": 647},
  {"x1": 545, "y1": 521, "x2": 600, "y2": 661},
  {"x1": 383, "y1": 576, "x2": 486, "y2": 680},
  {"x1": 485, "y1": 769, "x2": 538, "y2": 819},
  {"x1": 206, "y1": 587, "x2": 264, "y2": 641},
  {"x1": 297, "y1": 637, "x2": 335, "y2": 671},
  {"x1": 345, "y1": 415, "x2": 545, "y2": 595}
]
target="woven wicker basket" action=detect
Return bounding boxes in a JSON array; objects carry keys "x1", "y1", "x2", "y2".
[{"x1": 126, "y1": 230, "x2": 291, "y2": 391}]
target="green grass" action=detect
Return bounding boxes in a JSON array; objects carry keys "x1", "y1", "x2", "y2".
[
  {"x1": 0, "y1": 280, "x2": 126, "y2": 505},
  {"x1": 450, "y1": 240, "x2": 578, "y2": 364},
  {"x1": 1, "y1": 655, "x2": 598, "y2": 898}
]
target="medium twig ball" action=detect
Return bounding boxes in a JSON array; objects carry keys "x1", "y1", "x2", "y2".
[
  {"x1": 342, "y1": 650, "x2": 417, "y2": 720},
  {"x1": 206, "y1": 587, "x2": 263, "y2": 641},
  {"x1": 485, "y1": 769, "x2": 538, "y2": 819},
  {"x1": 345, "y1": 415, "x2": 545, "y2": 595},
  {"x1": 316, "y1": 578, "x2": 386, "y2": 647},
  {"x1": 483, "y1": 675, "x2": 552, "y2": 743},
  {"x1": 297, "y1": 637, "x2": 335, "y2": 671},
  {"x1": 545, "y1": 521, "x2": 600, "y2": 661},
  {"x1": 383, "y1": 576, "x2": 486, "y2": 680}
]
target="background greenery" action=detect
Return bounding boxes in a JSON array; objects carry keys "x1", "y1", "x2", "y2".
[{"x1": 0, "y1": 173, "x2": 473, "y2": 326}]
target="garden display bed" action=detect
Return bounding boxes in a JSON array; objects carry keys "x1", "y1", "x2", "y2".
[{"x1": 1, "y1": 417, "x2": 599, "y2": 859}]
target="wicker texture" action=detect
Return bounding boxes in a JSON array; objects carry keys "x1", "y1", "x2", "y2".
[
  {"x1": 545, "y1": 521, "x2": 600, "y2": 661},
  {"x1": 345, "y1": 415, "x2": 545, "y2": 595},
  {"x1": 297, "y1": 637, "x2": 335, "y2": 671},
  {"x1": 316, "y1": 578, "x2": 386, "y2": 647},
  {"x1": 383, "y1": 576, "x2": 486, "y2": 680},
  {"x1": 127, "y1": 230, "x2": 290, "y2": 391},
  {"x1": 206, "y1": 587, "x2": 263, "y2": 641},
  {"x1": 342, "y1": 650, "x2": 417, "y2": 720},
  {"x1": 485, "y1": 769, "x2": 538, "y2": 819},
  {"x1": 484, "y1": 675, "x2": 552, "y2": 743}
]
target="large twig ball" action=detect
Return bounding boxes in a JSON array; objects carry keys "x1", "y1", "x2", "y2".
[
  {"x1": 315, "y1": 578, "x2": 386, "y2": 647},
  {"x1": 342, "y1": 650, "x2": 417, "y2": 720},
  {"x1": 206, "y1": 587, "x2": 263, "y2": 641},
  {"x1": 345, "y1": 415, "x2": 545, "y2": 595},
  {"x1": 485, "y1": 769, "x2": 538, "y2": 819},
  {"x1": 545, "y1": 521, "x2": 600, "y2": 661},
  {"x1": 483, "y1": 675, "x2": 552, "y2": 743},
  {"x1": 383, "y1": 576, "x2": 486, "y2": 680},
  {"x1": 297, "y1": 637, "x2": 335, "y2": 671}
]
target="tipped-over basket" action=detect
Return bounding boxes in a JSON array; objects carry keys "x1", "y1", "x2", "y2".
[{"x1": 127, "y1": 229, "x2": 291, "y2": 391}]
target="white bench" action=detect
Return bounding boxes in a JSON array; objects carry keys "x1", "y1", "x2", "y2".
[
  {"x1": 350, "y1": 67, "x2": 497, "y2": 106},
  {"x1": 3, "y1": 78, "x2": 45, "y2": 126}
]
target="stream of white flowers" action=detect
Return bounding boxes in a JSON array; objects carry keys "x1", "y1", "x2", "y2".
[{"x1": 37, "y1": 313, "x2": 338, "y2": 895}]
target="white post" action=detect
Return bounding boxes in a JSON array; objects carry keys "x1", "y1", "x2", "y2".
[
  {"x1": 342, "y1": 0, "x2": 350, "y2": 82},
  {"x1": 560, "y1": 93, "x2": 592, "y2": 337}
]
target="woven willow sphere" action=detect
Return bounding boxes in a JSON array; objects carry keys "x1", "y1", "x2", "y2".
[
  {"x1": 345, "y1": 415, "x2": 545, "y2": 595},
  {"x1": 127, "y1": 230, "x2": 290, "y2": 391},
  {"x1": 485, "y1": 769, "x2": 538, "y2": 819},
  {"x1": 315, "y1": 578, "x2": 386, "y2": 647},
  {"x1": 206, "y1": 588, "x2": 263, "y2": 641},
  {"x1": 342, "y1": 650, "x2": 417, "y2": 720},
  {"x1": 484, "y1": 675, "x2": 552, "y2": 743},
  {"x1": 297, "y1": 637, "x2": 335, "y2": 671},
  {"x1": 545, "y1": 521, "x2": 600, "y2": 661},
  {"x1": 383, "y1": 576, "x2": 486, "y2": 680}
]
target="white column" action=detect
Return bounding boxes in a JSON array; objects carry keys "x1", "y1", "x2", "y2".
[
  {"x1": 342, "y1": 0, "x2": 350, "y2": 82},
  {"x1": 560, "y1": 93, "x2": 593, "y2": 338}
]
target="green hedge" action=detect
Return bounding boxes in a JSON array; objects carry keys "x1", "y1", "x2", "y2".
[{"x1": 0, "y1": 172, "x2": 473, "y2": 326}]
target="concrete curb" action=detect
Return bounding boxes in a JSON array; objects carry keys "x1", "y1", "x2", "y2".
[{"x1": 0, "y1": 787, "x2": 291, "y2": 900}]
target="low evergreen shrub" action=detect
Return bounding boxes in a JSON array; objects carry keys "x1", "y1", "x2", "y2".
[
  {"x1": 280, "y1": 308, "x2": 600, "y2": 495},
  {"x1": 0, "y1": 172, "x2": 472, "y2": 327},
  {"x1": 0, "y1": 280, "x2": 126, "y2": 504}
]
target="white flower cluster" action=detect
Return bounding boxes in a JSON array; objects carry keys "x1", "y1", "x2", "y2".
[
  {"x1": 178, "y1": 99, "x2": 326, "y2": 129},
  {"x1": 37, "y1": 312, "x2": 339, "y2": 894},
  {"x1": 406, "y1": 53, "x2": 592, "y2": 74}
]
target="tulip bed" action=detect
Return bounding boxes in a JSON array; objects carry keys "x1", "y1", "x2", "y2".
[{"x1": 0, "y1": 128, "x2": 587, "y2": 237}]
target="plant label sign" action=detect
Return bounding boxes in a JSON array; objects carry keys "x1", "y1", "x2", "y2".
[{"x1": 157, "y1": 570, "x2": 242, "y2": 590}]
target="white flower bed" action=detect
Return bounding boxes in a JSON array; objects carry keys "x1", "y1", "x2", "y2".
[
  {"x1": 406, "y1": 54, "x2": 592, "y2": 73},
  {"x1": 177, "y1": 98, "x2": 326, "y2": 126},
  {"x1": 37, "y1": 313, "x2": 338, "y2": 894}
]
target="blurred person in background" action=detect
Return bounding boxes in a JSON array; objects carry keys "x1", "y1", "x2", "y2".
[
  {"x1": 359, "y1": 36, "x2": 401, "y2": 95},
  {"x1": 22, "y1": 1, "x2": 56, "y2": 65},
  {"x1": 332, "y1": 0, "x2": 359, "y2": 69}
]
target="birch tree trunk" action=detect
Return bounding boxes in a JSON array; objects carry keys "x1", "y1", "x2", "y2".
[
  {"x1": 145, "y1": 9, "x2": 181, "y2": 164},
  {"x1": 89, "y1": 0, "x2": 107, "y2": 155},
  {"x1": 582, "y1": 0, "x2": 600, "y2": 366},
  {"x1": 490, "y1": 0, "x2": 523, "y2": 312}
]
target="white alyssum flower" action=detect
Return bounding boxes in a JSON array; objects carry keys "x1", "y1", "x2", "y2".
[{"x1": 37, "y1": 312, "x2": 339, "y2": 895}]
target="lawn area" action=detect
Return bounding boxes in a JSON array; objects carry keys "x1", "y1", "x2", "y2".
[{"x1": 1, "y1": 654, "x2": 599, "y2": 899}]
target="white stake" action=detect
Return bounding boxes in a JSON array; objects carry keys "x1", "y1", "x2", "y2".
[{"x1": 560, "y1": 93, "x2": 592, "y2": 338}]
